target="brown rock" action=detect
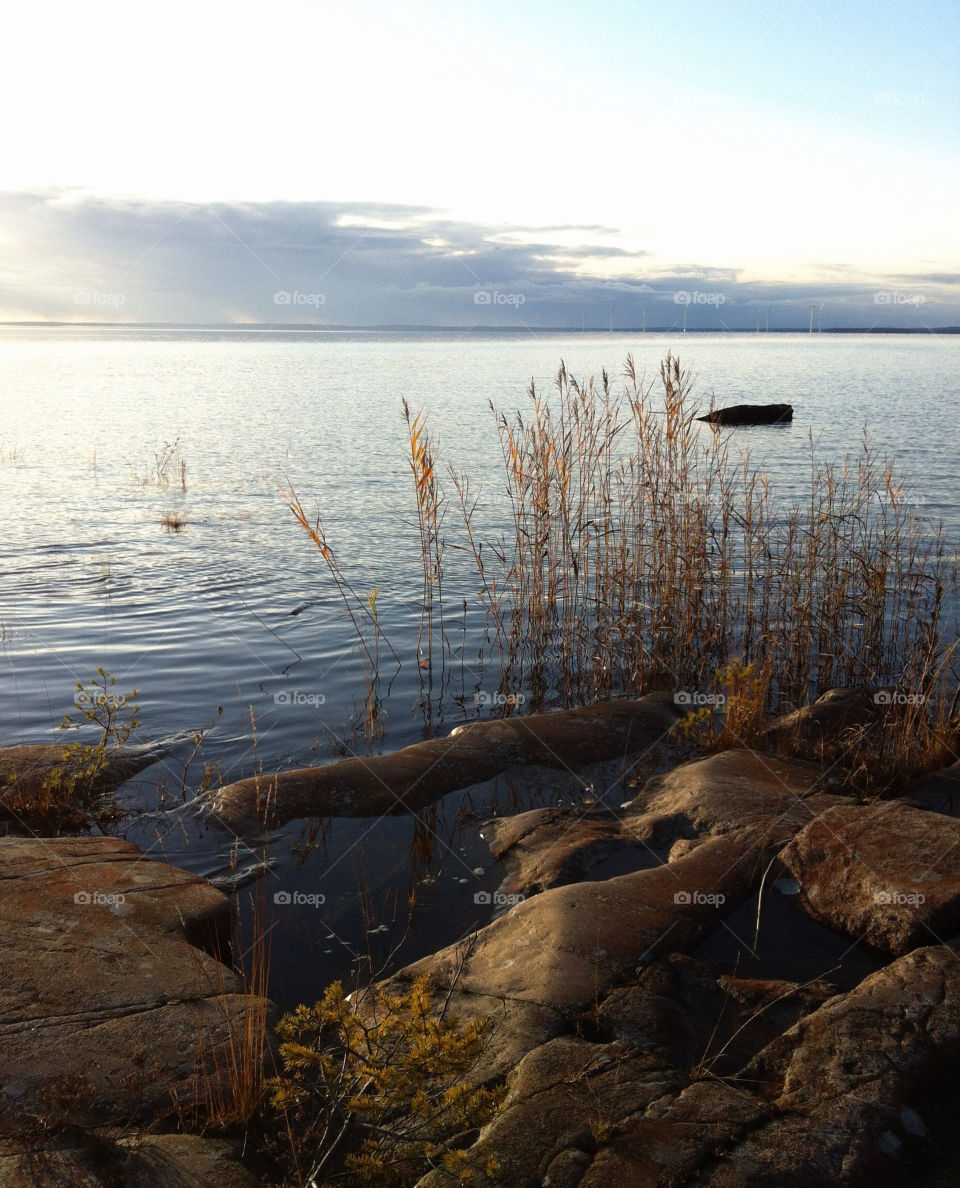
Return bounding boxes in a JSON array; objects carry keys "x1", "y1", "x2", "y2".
[
  {"x1": 906, "y1": 759, "x2": 960, "y2": 816},
  {"x1": 778, "y1": 800, "x2": 960, "y2": 954},
  {"x1": 628, "y1": 748, "x2": 828, "y2": 839},
  {"x1": 0, "y1": 837, "x2": 272, "y2": 1125},
  {"x1": 0, "y1": 743, "x2": 170, "y2": 826},
  {"x1": 763, "y1": 687, "x2": 882, "y2": 749},
  {"x1": 707, "y1": 944, "x2": 960, "y2": 1182},
  {"x1": 483, "y1": 807, "x2": 638, "y2": 896},
  {"x1": 569, "y1": 946, "x2": 960, "y2": 1184},
  {"x1": 118, "y1": 1132, "x2": 260, "y2": 1186},
  {"x1": 399, "y1": 828, "x2": 770, "y2": 1014},
  {"x1": 483, "y1": 751, "x2": 844, "y2": 901},
  {"x1": 581, "y1": 1079, "x2": 766, "y2": 1188},
  {"x1": 210, "y1": 693, "x2": 686, "y2": 831},
  {"x1": 0, "y1": 1134, "x2": 259, "y2": 1187},
  {"x1": 419, "y1": 1035, "x2": 682, "y2": 1188}
]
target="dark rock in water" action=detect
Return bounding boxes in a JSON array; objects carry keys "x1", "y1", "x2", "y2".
[
  {"x1": 210, "y1": 692, "x2": 689, "y2": 833},
  {"x1": 697, "y1": 402, "x2": 793, "y2": 426}
]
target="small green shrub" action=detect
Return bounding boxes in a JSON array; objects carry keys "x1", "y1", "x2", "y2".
[
  {"x1": 269, "y1": 975, "x2": 503, "y2": 1185},
  {"x1": 2, "y1": 668, "x2": 140, "y2": 831}
]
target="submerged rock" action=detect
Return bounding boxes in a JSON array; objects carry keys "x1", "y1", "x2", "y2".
[{"x1": 210, "y1": 693, "x2": 687, "y2": 832}]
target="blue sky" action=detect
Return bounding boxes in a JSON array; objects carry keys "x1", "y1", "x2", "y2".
[{"x1": 1, "y1": 0, "x2": 957, "y2": 327}]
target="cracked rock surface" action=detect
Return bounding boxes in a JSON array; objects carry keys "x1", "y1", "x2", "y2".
[
  {"x1": 401, "y1": 748, "x2": 960, "y2": 1186},
  {"x1": 0, "y1": 836, "x2": 266, "y2": 1185}
]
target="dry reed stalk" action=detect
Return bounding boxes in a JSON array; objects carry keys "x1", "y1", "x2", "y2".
[
  {"x1": 402, "y1": 400, "x2": 448, "y2": 717},
  {"x1": 173, "y1": 889, "x2": 274, "y2": 1132}
]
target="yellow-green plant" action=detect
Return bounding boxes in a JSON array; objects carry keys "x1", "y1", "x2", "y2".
[
  {"x1": 61, "y1": 666, "x2": 141, "y2": 748},
  {"x1": 51, "y1": 666, "x2": 140, "y2": 788},
  {"x1": 1, "y1": 669, "x2": 141, "y2": 830},
  {"x1": 670, "y1": 659, "x2": 769, "y2": 754},
  {"x1": 270, "y1": 976, "x2": 503, "y2": 1186}
]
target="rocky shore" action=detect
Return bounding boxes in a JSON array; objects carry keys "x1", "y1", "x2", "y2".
[
  {"x1": 2, "y1": 690, "x2": 960, "y2": 1184},
  {"x1": 0, "y1": 836, "x2": 266, "y2": 1185}
]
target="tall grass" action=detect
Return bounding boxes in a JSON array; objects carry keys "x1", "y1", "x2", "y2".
[
  {"x1": 402, "y1": 399, "x2": 447, "y2": 717},
  {"x1": 284, "y1": 353, "x2": 958, "y2": 773},
  {"x1": 283, "y1": 486, "x2": 400, "y2": 750},
  {"x1": 173, "y1": 889, "x2": 274, "y2": 1132},
  {"x1": 458, "y1": 353, "x2": 957, "y2": 720}
]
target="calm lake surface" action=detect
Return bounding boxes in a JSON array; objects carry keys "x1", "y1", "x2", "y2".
[{"x1": 2, "y1": 327, "x2": 958, "y2": 1005}]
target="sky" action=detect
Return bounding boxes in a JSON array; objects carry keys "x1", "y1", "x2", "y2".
[{"x1": 1, "y1": 0, "x2": 957, "y2": 329}]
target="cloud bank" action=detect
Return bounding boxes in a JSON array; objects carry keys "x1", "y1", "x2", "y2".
[{"x1": 0, "y1": 191, "x2": 956, "y2": 330}]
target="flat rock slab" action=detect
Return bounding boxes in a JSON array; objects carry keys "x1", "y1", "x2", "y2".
[
  {"x1": 628, "y1": 748, "x2": 829, "y2": 838},
  {"x1": 0, "y1": 836, "x2": 271, "y2": 1124},
  {"x1": 779, "y1": 800, "x2": 960, "y2": 954}
]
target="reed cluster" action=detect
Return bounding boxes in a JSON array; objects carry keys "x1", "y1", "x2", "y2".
[
  {"x1": 286, "y1": 353, "x2": 957, "y2": 778},
  {"x1": 463, "y1": 353, "x2": 956, "y2": 718}
]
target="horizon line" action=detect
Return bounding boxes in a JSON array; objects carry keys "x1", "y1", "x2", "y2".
[{"x1": 2, "y1": 321, "x2": 959, "y2": 335}]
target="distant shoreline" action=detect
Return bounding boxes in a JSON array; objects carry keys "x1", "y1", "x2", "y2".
[{"x1": 2, "y1": 321, "x2": 959, "y2": 335}]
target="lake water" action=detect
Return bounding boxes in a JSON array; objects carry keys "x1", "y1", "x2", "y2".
[{"x1": 2, "y1": 327, "x2": 958, "y2": 1005}]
